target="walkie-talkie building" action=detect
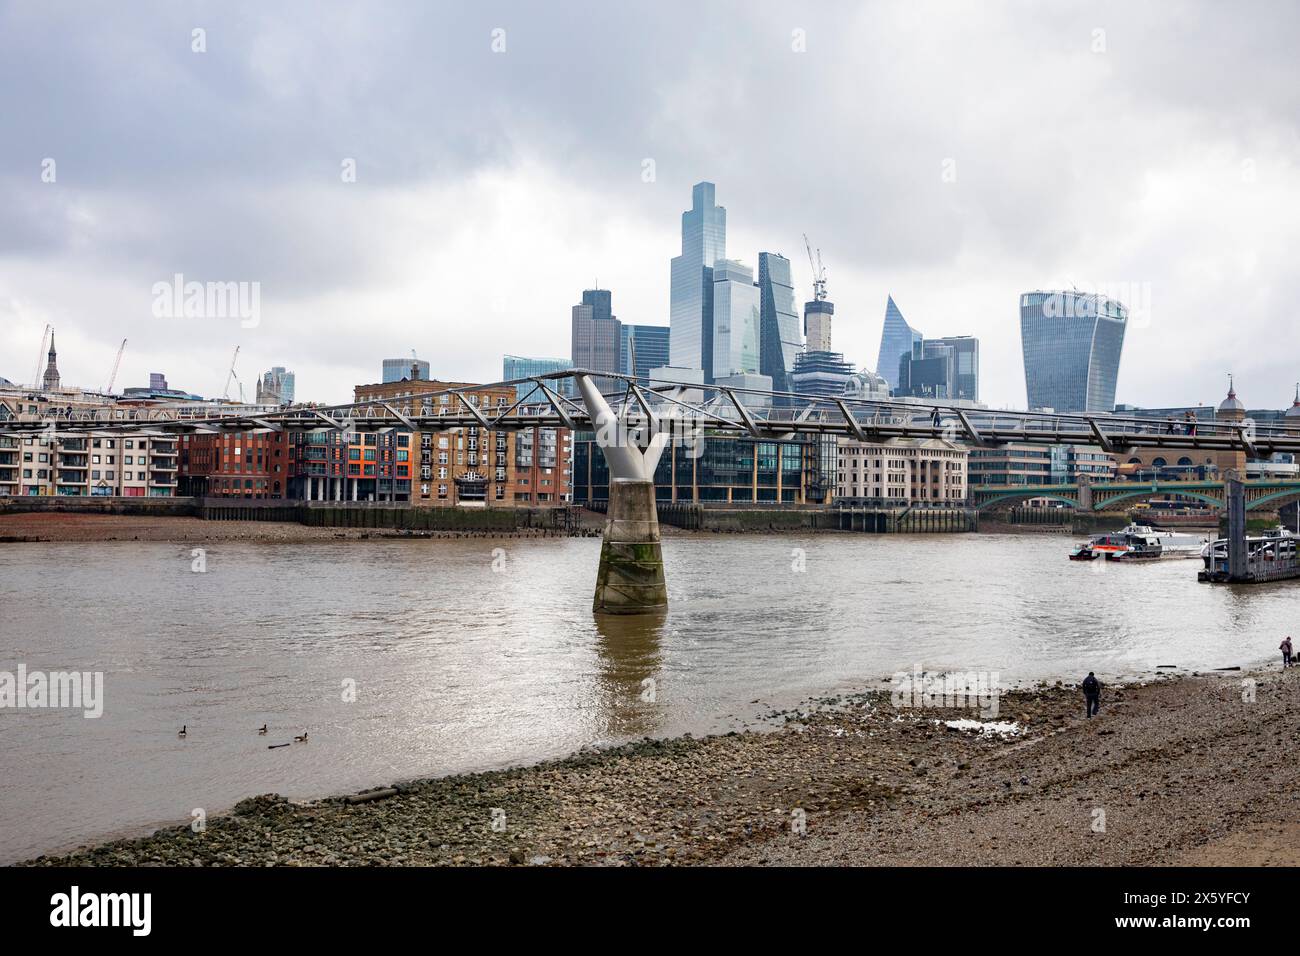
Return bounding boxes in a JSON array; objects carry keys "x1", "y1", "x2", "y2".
[{"x1": 1019, "y1": 290, "x2": 1127, "y2": 413}]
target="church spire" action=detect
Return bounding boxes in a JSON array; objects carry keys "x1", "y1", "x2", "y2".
[{"x1": 42, "y1": 329, "x2": 61, "y2": 390}]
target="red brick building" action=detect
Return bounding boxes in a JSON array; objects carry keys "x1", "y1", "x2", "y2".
[{"x1": 178, "y1": 431, "x2": 291, "y2": 499}]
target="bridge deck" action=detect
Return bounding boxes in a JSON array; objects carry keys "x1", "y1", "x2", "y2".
[{"x1": 5, "y1": 370, "x2": 1300, "y2": 456}]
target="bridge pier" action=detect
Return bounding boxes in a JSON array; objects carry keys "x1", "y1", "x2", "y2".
[
  {"x1": 594, "y1": 479, "x2": 667, "y2": 614},
  {"x1": 574, "y1": 373, "x2": 669, "y2": 615}
]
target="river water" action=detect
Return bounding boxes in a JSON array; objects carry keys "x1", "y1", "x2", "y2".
[{"x1": 0, "y1": 532, "x2": 1292, "y2": 863}]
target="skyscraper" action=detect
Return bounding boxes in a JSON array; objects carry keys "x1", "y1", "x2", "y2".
[
  {"x1": 383, "y1": 358, "x2": 430, "y2": 383},
  {"x1": 711, "y1": 259, "x2": 761, "y2": 380},
  {"x1": 581, "y1": 288, "x2": 613, "y2": 321},
  {"x1": 1020, "y1": 290, "x2": 1127, "y2": 412},
  {"x1": 571, "y1": 288, "x2": 622, "y2": 391},
  {"x1": 876, "y1": 296, "x2": 922, "y2": 393},
  {"x1": 503, "y1": 355, "x2": 576, "y2": 401},
  {"x1": 257, "y1": 366, "x2": 295, "y2": 405},
  {"x1": 619, "y1": 325, "x2": 670, "y2": 387},
  {"x1": 896, "y1": 336, "x2": 980, "y2": 402},
  {"x1": 757, "y1": 252, "x2": 800, "y2": 393},
  {"x1": 804, "y1": 299, "x2": 834, "y2": 353},
  {"x1": 669, "y1": 182, "x2": 726, "y2": 381},
  {"x1": 930, "y1": 335, "x2": 979, "y2": 402}
]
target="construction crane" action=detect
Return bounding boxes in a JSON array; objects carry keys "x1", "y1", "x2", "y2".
[
  {"x1": 222, "y1": 345, "x2": 242, "y2": 402},
  {"x1": 31, "y1": 324, "x2": 51, "y2": 388},
  {"x1": 803, "y1": 234, "x2": 828, "y2": 302},
  {"x1": 104, "y1": 338, "x2": 127, "y2": 394}
]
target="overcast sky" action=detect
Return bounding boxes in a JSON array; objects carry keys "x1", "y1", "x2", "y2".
[{"x1": 2, "y1": 0, "x2": 1298, "y2": 409}]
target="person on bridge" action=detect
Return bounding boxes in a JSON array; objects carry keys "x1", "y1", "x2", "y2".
[
  {"x1": 1281, "y1": 636, "x2": 1293, "y2": 668},
  {"x1": 1081, "y1": 672, "x2": 1102, "y2": 718},
  {"x1": 931, "y1": 408, "x2": 942, "y2": 429}
]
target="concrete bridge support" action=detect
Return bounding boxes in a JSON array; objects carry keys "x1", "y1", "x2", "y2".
[{"x1": 574, "y1": 374, "x2": 669, "y2": 615}]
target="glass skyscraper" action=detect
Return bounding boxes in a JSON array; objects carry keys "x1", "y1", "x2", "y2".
[
  {"x1": 503, "y1": 355, "x2": 575, "y2": 401},
  {"x1": 930, "y1": 335, "x2": 979, "y2": 402},
  {"x1": 1020, "y1": 290, "x2": 1127, "y2": 413},
  {"x1": 257, "y1": 366, "x2": 295, "y2": 404},
  {"x1": 757, "y1": 252, "x2": 800, "y2": 393},
  {"x1": 876, "y1": 295, "x2": 923, "y2": 393},
  {"x1": 669, "y1": 182, "x2": 726, "y2": 381},
  {"x1": 711, "y1": 259, "x2": 761, "y2": 379},
  {"x1": 620, "y1": 324, "x2": 670, "y2": 387},
  {"x1": 382, "y1": 358, "x2": 430, "y2": 383},
  {"x1": 896, "y1": 335, "x2": 980, "y2": 401}
]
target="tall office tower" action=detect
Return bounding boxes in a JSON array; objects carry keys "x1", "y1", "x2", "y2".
[
  {"x1": 804, "y1": 299, "x2": 834, "y2": 353},
  {"x1": 619, "y1": 325, "x2": 670, "y2": 387},
  {"x1": 928, "y1": 335, "x2": 979, "y2": 402},
  {"x1": 382, "y1": 358, "x2": 431, "y2": 383},
  {"x1": 1020, "y1": 290, "x2": 1127, "y2": 413},
  {"x1": 876, "y1": 296, "x2": 922, "y2": 394},
  {"x1": 757, "y1": 252, "x2": 800, "y2": 393},
  {"x1": 896, "y1": 340, "x2": 954, "y2": 399},
  {"x1": 571, "y1": 289, "x2": 622, "y2": 391},
  {"x1": 669, "y1": 182, "x2": 726, "y2": 381},
  {"x1": 711, "y1": 259, "x2": 761, "y2": 380},
  {"x1": 581, "y1": 288, "x2": 613, "y2": 321},
  {"x1": 257, "y1": 366, "x2": 296, "y2": 405},
  {"x1": 149, "y1": 372, "x2": 169, "y2": 391},
  {"x1": 503, "y1": 355, "x2": 576, "y2": 401},
  {"x1": 789, "y1": 350, "x2": 855, "y2": 398}
]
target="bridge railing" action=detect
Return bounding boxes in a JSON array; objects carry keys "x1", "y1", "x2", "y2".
[{"x1": 7, "y1": 369, "x2": 1300, "y2": 454}]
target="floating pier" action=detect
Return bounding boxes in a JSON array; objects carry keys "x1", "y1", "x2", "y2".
[{"x1": 1199, "y1": 478, "x2": 1300, "y2": 583}]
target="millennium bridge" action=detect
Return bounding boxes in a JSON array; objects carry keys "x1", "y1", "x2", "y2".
[{"x1": 6, "y1": 370, "x2": 1300, "y2": 611}]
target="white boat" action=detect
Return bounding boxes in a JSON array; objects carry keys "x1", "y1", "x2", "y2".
[
  {"x1": 1119, "y1": 524, "x2": 1208, "y2": 558},
  {"x1": 1071, "y1": 524, "x2": 1208, "y2": 562},
  {"x1": 1202, "y1": 527, "x2": 1298, "y2": 569}
]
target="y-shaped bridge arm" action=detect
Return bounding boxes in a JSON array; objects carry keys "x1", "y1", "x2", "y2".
[{"x1": 573, "y1": 373, "x2": 667, "y2": 482}]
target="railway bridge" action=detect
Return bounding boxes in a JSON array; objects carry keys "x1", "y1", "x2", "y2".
[{"x1": 971, "y1": 478, "x2": 1300, "y2": 513}]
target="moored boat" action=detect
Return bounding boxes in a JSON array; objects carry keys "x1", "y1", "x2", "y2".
[{"x1": 1071, "y1": 524, "x2": 1208, "y2": 563}]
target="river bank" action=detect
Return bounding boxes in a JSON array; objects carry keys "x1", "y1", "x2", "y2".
[
  {"x1": 0, "y1": 512, "x2": 601, "y2": 542},
  {"x1": 0, "y1": 510, "x2": 1107, "y2": 543},
  {"x1": 22, "y1": 664, "x2": 1298, "y2": 867}
]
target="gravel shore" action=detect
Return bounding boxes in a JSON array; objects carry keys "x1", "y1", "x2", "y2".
[{"x1": 22, "y1": 665, "x2": 1299, "y2": 867}]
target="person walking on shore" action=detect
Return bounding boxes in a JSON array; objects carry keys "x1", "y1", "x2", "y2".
[
  {"x1": 1082, "y1": 672, "x2": 1102, "y2": 718},
  {"x1": 1281, "y1": 636, "x2": 1293, "y2": 668}
]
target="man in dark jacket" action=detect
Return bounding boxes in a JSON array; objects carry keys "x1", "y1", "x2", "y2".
[{"x1": 1082, "y1": 672, "x2": 1102, "y2": 718}]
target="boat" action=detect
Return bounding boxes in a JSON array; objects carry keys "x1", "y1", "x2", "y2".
[{"x1": 1071, "y1": 524, "x2": 1208, "y2": 562}]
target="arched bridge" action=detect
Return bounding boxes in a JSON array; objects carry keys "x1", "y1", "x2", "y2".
[{"x1": 972, "y1": 479, "x2": 1300, "y2": 512}]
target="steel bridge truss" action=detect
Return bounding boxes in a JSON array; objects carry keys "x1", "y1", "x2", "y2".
[{"x1": 4, "y1": 370, "x2": 1299, "y2": 457}]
